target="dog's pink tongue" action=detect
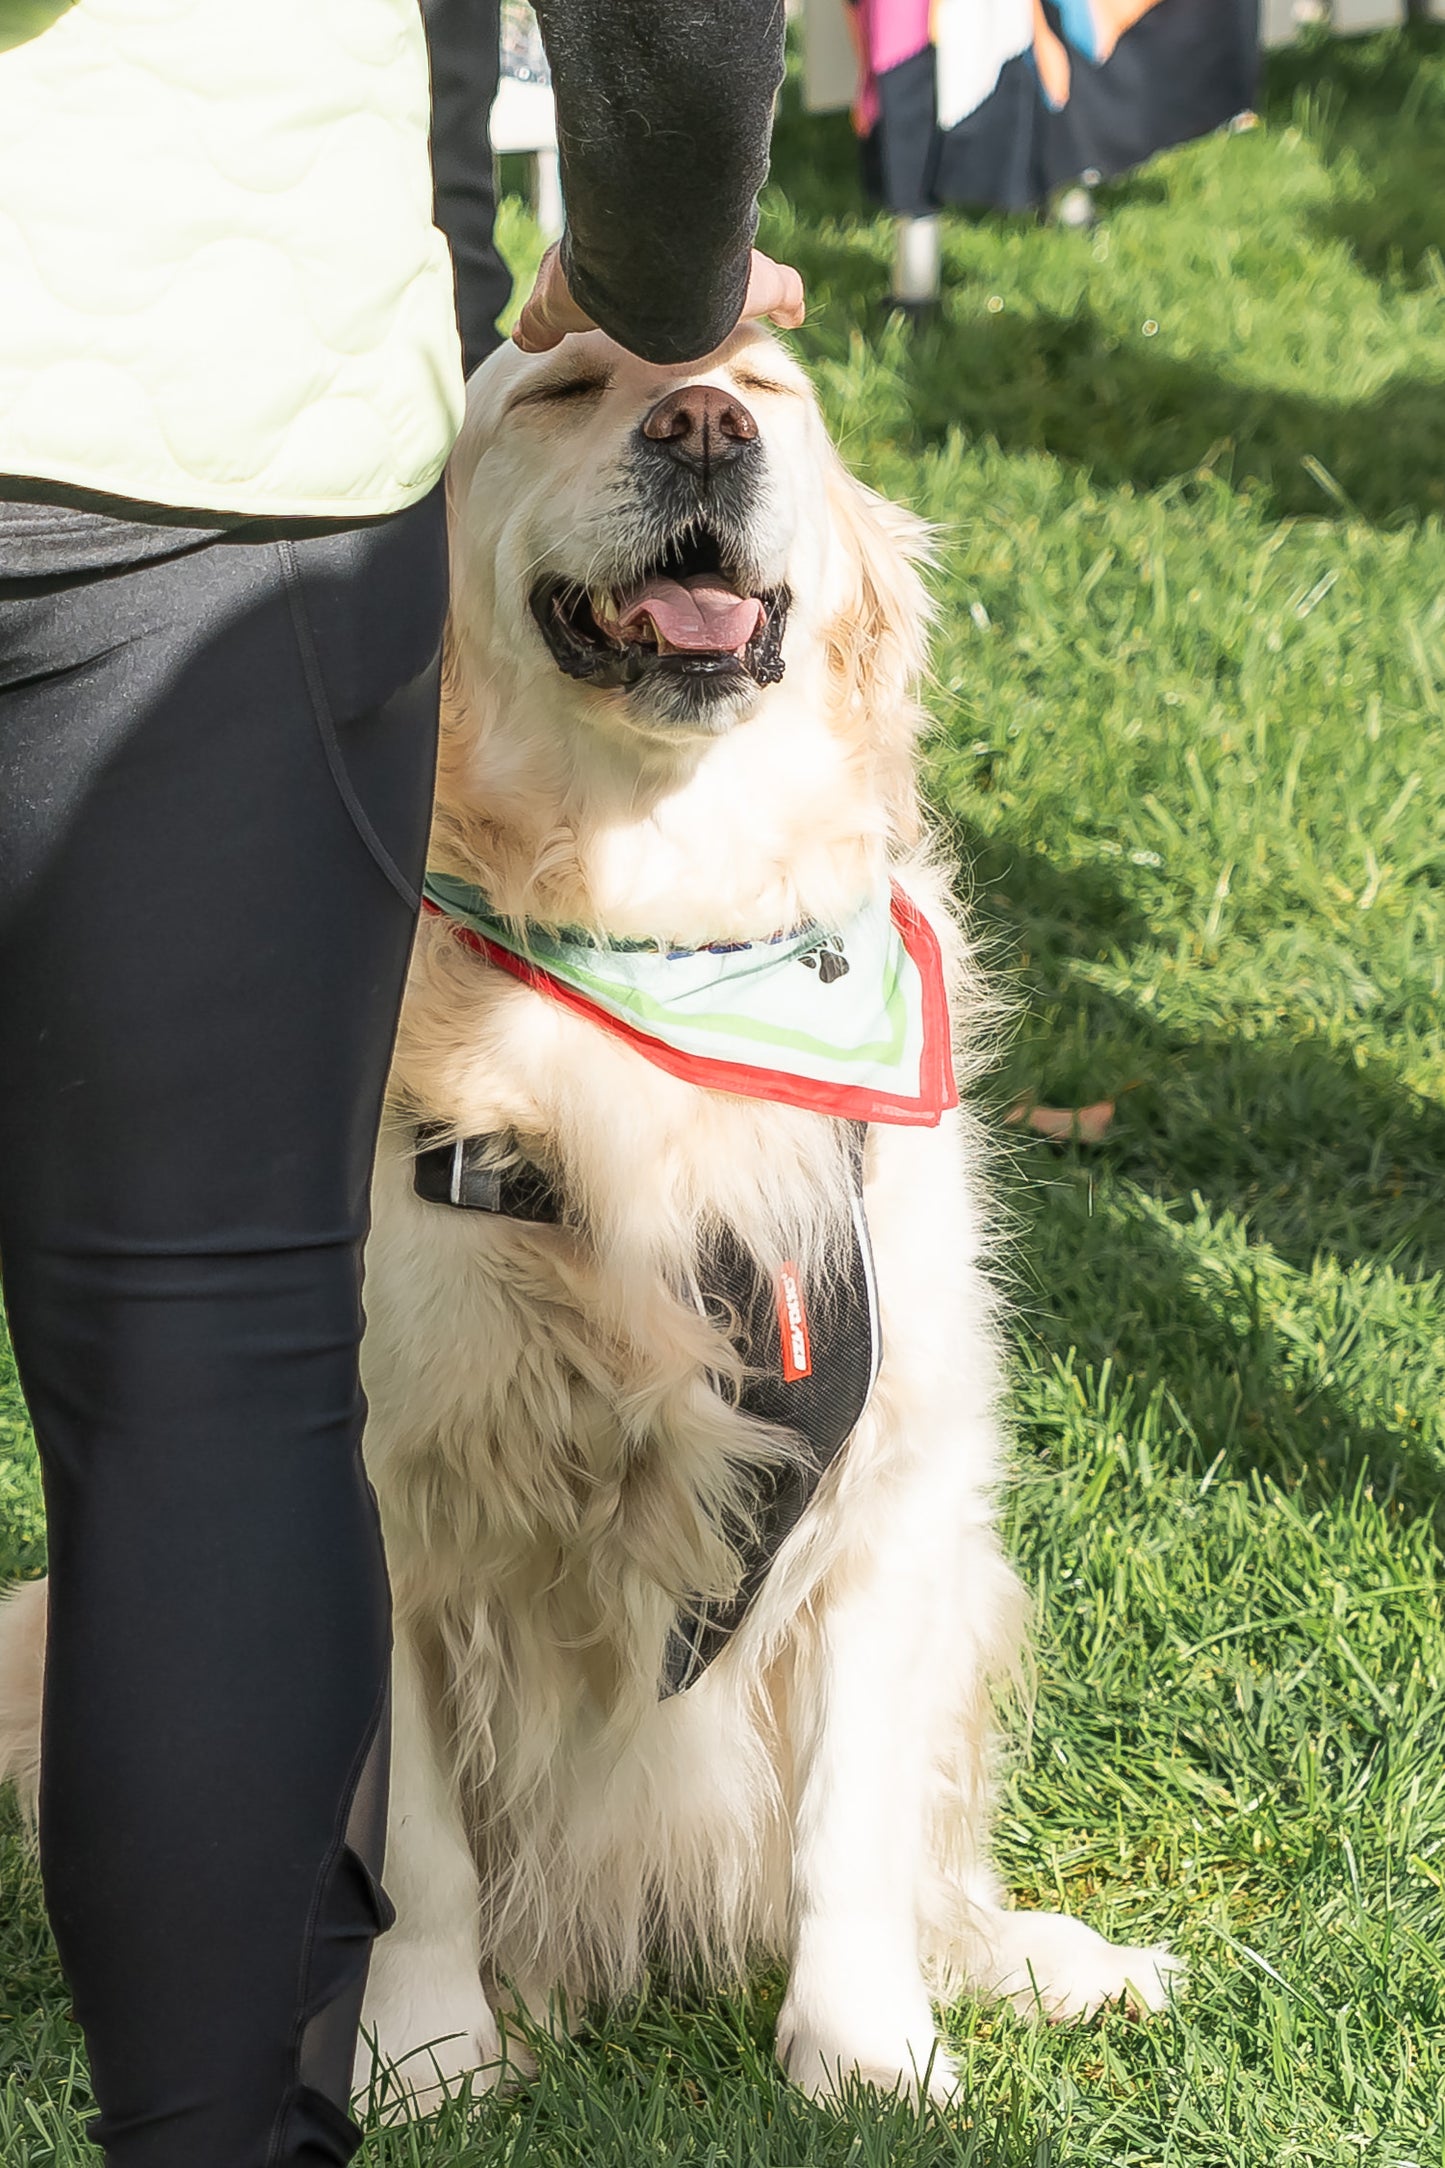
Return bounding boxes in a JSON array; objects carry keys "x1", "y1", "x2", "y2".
[{"x1": 614, "y1": 573, "x2": 763, "y2": 653}]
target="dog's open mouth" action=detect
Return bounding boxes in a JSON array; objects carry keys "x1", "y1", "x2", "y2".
[{"x1": 530, "y1": 527, "x2": 788, "y2": 692}]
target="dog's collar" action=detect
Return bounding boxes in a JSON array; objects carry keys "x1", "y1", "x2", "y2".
[
  {"x1": 422, "y1": 871, "x2": 957, "y2": 1128},
  {"x1": 424, "y1": 873, "x2": 808, "y2": 958}
]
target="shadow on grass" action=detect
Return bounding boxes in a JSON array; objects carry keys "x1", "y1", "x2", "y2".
[
  {"x1": 964, "y1": 826, "x2": 1445, "y2": 1265},
  {"x1": 1011, "y1": 1161, "x2": 1445, "y2": 1523},
  {"x1": 955, "y1": 829, "x2": 1445, "y2": 1517},
  {"x1": 786, "y1": 240, "x2": 1445, "y2": 525},
  {"x1": 1264, "y1": 23, "x2": 1445, "y2": 292},
  {"x1": 894, "y1": 308, "x2": 1445, "y2": 524}
]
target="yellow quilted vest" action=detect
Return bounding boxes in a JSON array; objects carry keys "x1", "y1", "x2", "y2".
[{"x1": 0, "y1": 0, "x2": 466, "y2": 518}]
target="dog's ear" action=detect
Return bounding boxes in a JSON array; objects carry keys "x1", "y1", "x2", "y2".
[{"x1": 822, "y1": 468, "x2": 936, "y2": 849}]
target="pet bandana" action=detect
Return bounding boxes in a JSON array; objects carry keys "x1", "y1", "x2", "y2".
[{"x1": 422, "y1": 873, "x2": 957, "y2": 1126}]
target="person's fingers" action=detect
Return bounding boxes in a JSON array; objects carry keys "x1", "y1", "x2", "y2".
[
  {"x1": 510, "y1": 244, "x2": 562, "y2": 352},
  {"x1": 511, "y1": 243, "x2": 596, "y2": 353},
  {"x1": 741, "y1": 252, "x2": 806, "y2": 331}
]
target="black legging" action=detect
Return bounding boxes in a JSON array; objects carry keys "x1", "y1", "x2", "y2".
[{"x1": 0, "y1": 490, "x2": 447, "y2": 2166}]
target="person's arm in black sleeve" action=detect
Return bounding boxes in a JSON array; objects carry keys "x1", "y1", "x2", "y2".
[
  {"x1": 422, "y1": 0, "x2": 513, "y2": 373},
  {"x1": 529, "y1": 0, "x2": 787, "y2": 366}
]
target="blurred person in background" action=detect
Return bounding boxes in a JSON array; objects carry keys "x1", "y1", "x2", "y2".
[
  {"x1": 825, "y1": 0, "x2": 1258, "y2": 300},
  {"x1": 0, "y1": 4, "x2": 801, "y2": 2164}
]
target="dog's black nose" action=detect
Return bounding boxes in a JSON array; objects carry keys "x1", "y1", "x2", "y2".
[{"x1": 640, "y1": 385, "x2": 759, "y2": 471}]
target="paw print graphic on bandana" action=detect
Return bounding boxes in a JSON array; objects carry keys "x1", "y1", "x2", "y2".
[{"x1": 799, "y1": 934, "x2": 850, "y2": 985}]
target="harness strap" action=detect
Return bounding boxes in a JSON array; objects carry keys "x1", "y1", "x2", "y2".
[
  {"x1": 410, "y1": 1123, "x2": 880, "y2": 1695},
  {"x1": 662, "y1": 1124, "x2": 879, "y2": 1693},
  {"x1": 413, "y1": 1129, "x2": 562, "y2": 1221}
]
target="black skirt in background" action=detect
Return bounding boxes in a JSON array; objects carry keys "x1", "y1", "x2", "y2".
[{"x1": 856, "y1": 0, "x2": 1260, "y2": 214}]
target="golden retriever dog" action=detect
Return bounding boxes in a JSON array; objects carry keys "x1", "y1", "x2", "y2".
[{"x1": 0, "y1": 326, "x2": 1175, "y2": 2115}]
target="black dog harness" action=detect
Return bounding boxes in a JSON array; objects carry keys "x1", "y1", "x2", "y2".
[{"x1": 414, "y1": 1125, "x2": 881, "y2": 1695}]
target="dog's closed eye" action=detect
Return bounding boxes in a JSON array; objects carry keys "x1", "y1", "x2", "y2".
[
  {"x1": 730, "y1": 372, "x2": 800, "y2": 401},
  {"x1": 510, "y1": 371, "x2": 614, "y2": 412}
]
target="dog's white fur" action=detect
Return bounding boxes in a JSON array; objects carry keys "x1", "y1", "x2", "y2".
[{"x1": 0, "y1": 328, "x2": 1176, "y2": 2115}]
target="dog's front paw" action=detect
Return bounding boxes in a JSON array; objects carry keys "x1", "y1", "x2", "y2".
[
  {"x1": 777, "y1": 1980, "x2": 956, "y2": 2103},
  {"x1": 983, "y1": 1909, "x2": 1182, "y2": 2023},
  {"x1": 354, "y1": 1965, "x2": 505, "y2": 2121}
]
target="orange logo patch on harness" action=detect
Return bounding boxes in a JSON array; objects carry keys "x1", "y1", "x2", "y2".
[{"x1": 774, "y1": 1262, "x2": 812, "y2": 1381}]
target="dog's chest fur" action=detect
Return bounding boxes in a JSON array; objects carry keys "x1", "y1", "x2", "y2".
[{"x1": 364, "y1": 927, "x2": 870, "y2": 1699}]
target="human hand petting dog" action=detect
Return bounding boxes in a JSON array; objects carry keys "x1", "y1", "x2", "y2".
[{"x1": 512, "y1": 243, "x2": 806, "y2": 358}]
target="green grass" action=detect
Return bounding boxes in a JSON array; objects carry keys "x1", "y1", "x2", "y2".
[{"x1": 5, "y1": 26, "x2": 1445, "y2": 2167}]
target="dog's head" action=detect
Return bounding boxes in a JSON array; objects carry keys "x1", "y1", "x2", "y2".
[{"x1": 447, "y1": 326, "x2": 931, "y2": 761}]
